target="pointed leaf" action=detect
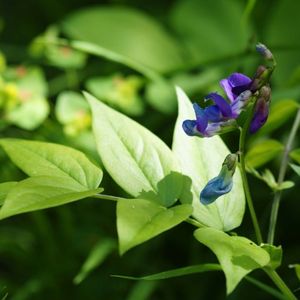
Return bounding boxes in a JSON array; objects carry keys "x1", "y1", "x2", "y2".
[
  {"x1": 172, "y1": 87, "x2": 245, "y2": 231},
  {"x1": 0, "y1": 182, "x2": 17, "y2": 206},
  {"x1": 85, "y1": 92, "x2": 181, "y2": 201},
  {"x1": 194, "y1": 227, "x2": 270, "y2": 294},
  {"x1": 74, "y1": 238, "x2": 116, "y2": 284},
  {"x1": 290, "y1": 163, "x2": 300, "y2": 176},
  {"x1": 117, "y1": 198, "x2": 192, "y2": 254},
  {"x1": 0, "y1": 176, "x2": 102, "y2": 219},
  {"x1": 0, "y1": 139, "x2": 102, "y2": 189}
]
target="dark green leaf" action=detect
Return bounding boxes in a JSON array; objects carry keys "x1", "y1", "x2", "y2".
[
  {"x1": 62, "y1": 7, "x2": 184, "y2": 73},
  {"x1": 74, "y1": 239, "x2": 116, "y2": 284},
  {"x1": 246, "y1": 140, "x2": 283, "y2": 169}
]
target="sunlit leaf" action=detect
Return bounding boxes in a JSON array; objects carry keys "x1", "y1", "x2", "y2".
[
  {"x1": 0, "y1": 182, "x2": 17, "y2": 206},
  {"x1": 85, "y1": 92, "x2": 181, "y2": 200},
  {"x1": 0, "y1": 139, "x2": 102, "y2": 189},
  {"x1": 0, "y1": 176, "x2": 102, "y2": 219},
  {"x1": 117, "y1": 198, "x2": 192, "y2": 254},
  {"x1": 172, "y1": 87, "x2": 245, "y2": 231},
  {"x1": 194, "y1": 227, "x2": 270, "y2": 294}
]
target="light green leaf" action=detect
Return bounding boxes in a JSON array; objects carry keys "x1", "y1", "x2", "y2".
[
  {"x1": 172, "y1": 87, "x2": 245, "y2": 231},
  {"x1": 85, "y1": 92, "x2": 181, "y2": 199},
  {"x1": 126, "y1": 281, "x2": 157, "y2": 300},
  {"x1": 194, "y1": 227, "x2": 270, "y2": 294},
  {"x1": 86, "y1": 74, "x2": 144, "y2": 116},
  {"x1": 257, "y1": 99, "x2": 299, "y2": 135},
  {"x1": 169, "y1": 0, "x2": 249, "y2": 65},
  {"x1": 74, "y1": 238, "x2": 116, "y2": 284},
  {"x1": 62, "y1": 7, "x2": 184, "y2": 73},
  {"x1": 246, "y1": 140, "x2": 284, "y2": 169},
  {"x1": 290, "y1": 148, "x2": 300, "y2": 164},
  {"x1": 290, "y1": 163, "x2": 300, "y2": 176},
  {"x1": 0, "y1": 139, "x2": 102, "y2": 189},
  {"x1": 261, "y1": 244, "x2": 282, "y2": 270},
  {"x1": 113, "y1": 263, "x2": 221, "y2": 280},
  {"x1": 55, "y1": 91, "x2": 90, "y2": 124},
  {"x1": 0, "y1": 176, "x2": 102, "y2": 220},
  {"x1": 0, "y1": 182, "x2": 17, "y2": 206},
  {"x1": 117, "y1": 198, "x2": 192, "y2": 254},
  {"x1": 278, "y1": 181, "x2": 294, "y2": 190},
  {"x1": 6, "y1": 96, "x2": 49, "y2": 130}
]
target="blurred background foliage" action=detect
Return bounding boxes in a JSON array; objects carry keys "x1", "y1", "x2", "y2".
[{"x1": 0, "y1": 0, "x2": 300, "y2": 299}]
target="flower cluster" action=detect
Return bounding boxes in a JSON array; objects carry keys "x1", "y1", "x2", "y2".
[
  {"x1": 183, "y1": 44, "x2": 275, "y2": 205},
  {"x1": 183, "y1": 44, "x2": 274, "y2": 138}
]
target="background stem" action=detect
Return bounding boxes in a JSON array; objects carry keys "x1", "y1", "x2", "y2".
[{"x1": 267, "y1": 108, "x2": 300, "y2": 244}]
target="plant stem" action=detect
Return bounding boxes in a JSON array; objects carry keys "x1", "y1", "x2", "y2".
[
  {"x1": 93, "y1": 194, "x2": 128, "y2": 202},
  {"x1": 239, "y1": 119, "x2": 263, "y2": 244},
  {"x1": 264, "y1": 268, "x2": 297, "y2": 300},
  {"x1": 267, "y1": 108, "x2": 300, "y2": 244}
]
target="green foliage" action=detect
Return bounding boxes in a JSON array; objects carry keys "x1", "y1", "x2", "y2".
[
  {"x1": 74, "y1": 238, "x2": 116, "y2": 284},
  {"x1": 289, "y1": 148, "x2": 300, "y2": 164},
  {"x1": 0, "y1": 139, "x2": 102, "y2": 189},
  {"x1": 117, "y1": 199, "x2": 192, "y2": 254},
  {"x1": 0, "y1": 176, "x2": 102, "y2": 219},
  {"x1": 169, "y1": 0, "x2": 249, "y2": 65},
  {"x1": 62, "y1": 7, "x2": 184, "y2": 73},
  {"x1": 246, "y1": 140, "x2": 283, "y2": 169},
  {"x1": 114, "y1": 263, "x2": 221, "y2": 280},
  {"x1": 0, "y1": 182, "x2": 17, "y2": 205},
  {"x1": 261, "y1": 244, "x2": 282, "y2": 270},
  {"x1": 194, "y1": 227, "x2": 270, "y2": 294},
  {"x1": 86, "y1": 74, "x2": 144, "y2": 116},
  {"x1": 85, "y1": 92, "x2": 181, "y2": 198},
  {"x1": 173, "y1": 87, "x2": 245, "y2": 231}
]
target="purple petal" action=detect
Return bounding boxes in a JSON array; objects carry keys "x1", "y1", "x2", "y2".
[
  {"x1": 228, "y1": 73, "x2": 252, "y2": 87},
  {"x1": 193, "y1": 103, "x2": 208, "y2": 133},
  {"x1": 250, "y1": 99, "x2": 270, "y2": 133},
  {"x1": 205, "y1": 93, "x2": 232, "y2": 118},
  {"x1": 230, "y1": 90, "x2": 252, "y2": 118},
  {"x1": 220, "y1": 79, "x2": 235, "y2": 102}
]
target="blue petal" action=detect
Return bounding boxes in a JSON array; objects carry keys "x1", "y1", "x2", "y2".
[
  {"x1": 205, "y1": 93, "x2": 232, "y2": 118},
  {"x1": 204, "y1": 105, "x2": 222, "y2": 122},
  {"x1": 200, "y1": 176, "x2": 233, "y2": 205},
  {"x1": 193, "y1": 103, "x2": 208, "y2": 133},
  {"x1": 182, "y1": 120, "x2": 198, "y2": 136}
]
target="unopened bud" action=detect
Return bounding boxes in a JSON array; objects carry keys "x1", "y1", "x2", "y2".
[{"x1": 256, "y1": 43, "x2": 274, "y2": 60}]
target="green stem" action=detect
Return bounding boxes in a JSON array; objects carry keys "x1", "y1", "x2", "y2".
[
  {"x1": 239, "y1": 120, "x2": 263, "y2": 244},
  {"x1": 245, "y1": 275, "x2": 286, "y2": 300},
  {"x1": 267, "y1": 108, "x2": 300, "y2": 244},
  {"x1": 264, "y1": 268, "x2": 297, "y2": 300},
  {"x1": 92, "y1": 194, "x2": 128, "y2": 202}
]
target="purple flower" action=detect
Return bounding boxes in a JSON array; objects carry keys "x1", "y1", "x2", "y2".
[
  {"x1": 220, "y1": 73, "x2": 252, "y2": 102},
  {"x1": 250, "y1": 86, "x2": 271, "y2": 133},
  {"x1": 200, "y1": 154, "x2": 237, "y2": 205},
  {"x1": 182, "y1": 103, "x2": 236, "y2": 137}
]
